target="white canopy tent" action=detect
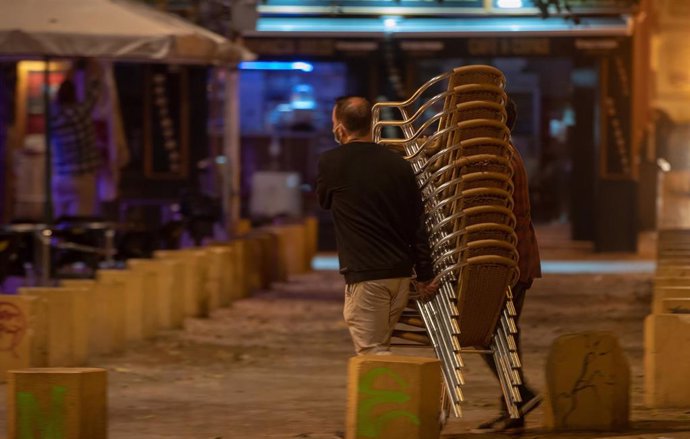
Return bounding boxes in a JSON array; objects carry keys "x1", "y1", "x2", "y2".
[
  {"x1": 0, "y1": 0, "x2": 249, "y2": 64},
  {"x1": 0, "y1": 0, "x2": 250, "y2": 231}
]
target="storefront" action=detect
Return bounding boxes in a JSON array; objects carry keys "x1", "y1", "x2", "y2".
[{"x1": 241, "y1": 0, "x2": 646, "y2": 251}]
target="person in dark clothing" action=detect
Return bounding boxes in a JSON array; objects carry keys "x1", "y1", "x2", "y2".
[
  {"x1": 51, "y1": 58, "x2": 104, "y2": 218},
  {"x1": 317, "y1": 96, "x2": 437, "y2": 355},
  {"x1": 472, "y1": 97, "x2": 543, "y2": 434}
]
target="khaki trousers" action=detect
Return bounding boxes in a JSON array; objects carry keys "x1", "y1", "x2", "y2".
[{"x1": 343, "y1": 277, "x2": 411, "y2": 355}]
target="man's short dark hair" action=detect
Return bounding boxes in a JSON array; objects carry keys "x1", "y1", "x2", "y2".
[
  {"x1": 334, "y1": 96, "x2": 372, "y2": 136},
  {"x1": 506, "y1": 97, "x2": 517, "y2": 132}
]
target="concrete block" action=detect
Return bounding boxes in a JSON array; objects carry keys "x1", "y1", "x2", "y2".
[
  {"x1": 219, "y1": 245, "x2": 238, "y2": 304},
  {"x1": 92, "y1": 278, "x2": 127, "y2": 354},
  {"x1": 346, "y1": 355, "x2": 441, "y2": 439},
  {"x1": 657, "y1": 258, "x2": 690, "y2": 268},
  {"x1": 258, "y1": 231, "x2": 286, "y2": 283},
  {"x1": 97, "y1": 270, "x2": 145, "y2": 343},
  {"x1": 284, "y1": 223, "x2": 308, "y2": 275},
  {"x1": 58, "y1": 281, "x2": 96, "y2": 362},
  {"x1": 304, "y1": 216, "x2": 318, "y2": 270},
  {"x1": 226, "y1": 241, "x2": 246, "y2": 300},
  {"x1": 655, "y1": 265, "x2": 690, "y2": 277},
  {"x1": 7, "y1": 367, "x2": 107, "y2": 438},
  {"x1": 194, "y1": 251, "x2": 213, "y2": 317},
  {"x1": 644, "y1": 313, "x2": 690, "y2": 407},
  {"x1": 652, "y1": 286, "x2": 690, "y2": 314},
  {"x1": 234, "y1": 218, "x2": 252, "y2": 236},
  {"x1": 242, "y1": 236, "x2": 263, "y2": 293},
  {"x1": 205, "y1": 246, "x2": 234, "y2": 307},
  {"x1": 254, "y1": 231, "x2": 281, "y2": 286},
  {"x1": 267, "y1": 224, "x2": 308, "y2": 278},
  {"x1": 19, "y1": 288, "x2": 92, "y2": 367},
  {"x1": 544, "y1": 331, "x2": 629, "y2": 431},
  {"x1": 203, "y1": 247, "x2": 226, "y2": 311},
  {"x1": 244, "y1": 231, "x2": 280, "y2": 288},
  {"x1": 0, "y1": 295, "x2": 48, "y2": 382},
  {"x1": 127, "y1": 259, "x2": 184, "y2": 330},
  {"x1": 662, "y1": 298, "x2": 690, "y2": 313},
  {"x1": 157, "y1": 259, "x2": 185, "y2": 327},
  {"x1": 231, "y1": 239, "x2": 249, "y2": 299},
  {"x1": 125, "y1": 260, "x2": 159, "y2": 338},
  {"x1": 654, "y1": 276, "x2": 690, "y2": 288},
  {"x1": 154, "y1": 249, "x2": 207, "y2": 318}
]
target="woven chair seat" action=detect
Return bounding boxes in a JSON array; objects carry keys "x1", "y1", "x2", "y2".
[
  {"x1": 452, "y1": 65, "x2": 507, "y2": 88},
  {"x1": 458, "y1": 187, "x2": 514, "y2": 210},
  {"x1": 456, "y1": 101, "x2": 507, "y2": 124},
  {"x1": 462, "y1": 239, "x2": 518, "y2": 259},
  {"x1": 459, "y1": 137, "x2": 513, "y2": 158},
  {"x1": 454, "y1": 255, "x2": 518, "y2": 347},
  {"x1": 462, "y1": 222, "x2": 518, "y2": 246},
  {"x1": 456, "y1": 119, "x2": 511, "y2": 143},
  {"x1": 459, "y1": 171, "x2": 514, "y2": 193},
  {"x1": 459, "y1": 205, "x2": 516, "y2": 228},
  {"x1": 456, "y1": 155, "x2": 513, "y2": 177},
  {"x1": 454, "y1": 84, "x2": 508, "y2": 106}
]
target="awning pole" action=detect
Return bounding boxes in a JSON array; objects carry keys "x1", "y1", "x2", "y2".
[{"x1": 43, "y1": 56, "x2": 53, "y2": 225}]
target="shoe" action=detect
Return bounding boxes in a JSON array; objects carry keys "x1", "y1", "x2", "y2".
[
  {"x1": 470, "y1": 413, "x2": 525, "y2": 434},
  {"x1": 519, "y1": 393, "x2": 542, "y2": 417},
  {"x1": 469, "y1": 414, "x2": 506, "y2": 433},
  {"x1": 501, "y1": 417, "x2": 525, "y2": 435}
]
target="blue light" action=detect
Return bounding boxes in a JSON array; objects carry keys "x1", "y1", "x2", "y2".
[
  {"x1": 291, "y1": 62, "x2": 314, "y2": 72},
  {"x1": 496, "y1": 0, "x2": 523, "y2": 8},
  {"x1": 311, "y1": 255, "x2": 655, "y2": 274},
  {"x1": 239, "y1": 61, "x2": 314, "y2": 72}
]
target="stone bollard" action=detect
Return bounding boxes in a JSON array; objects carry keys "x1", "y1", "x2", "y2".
[
  {"x1": 0, "y1": 295, "x2": 48, "y2": 382},
  {"x1": 252, "y1": 231, "x2": 281, "y2": 287},
  {"x1": 661, "y1": 297, "x2": 690, "y2": 313},
  {"x1": 19, "y1": 287, "x2": 92, "y2": 367},
  {"x1": 127, "y1": 259, "x2": 184, "y2": 331},
  {"x1": 154, "y1": 249, "x2": 208, "y2": 318},
  {"x1": 654, "y1": 276, "x2": 690, "y2": 289},
  {"x1": 253, "y1": 230, "x2": 286, "y2": 284},
  {"x1": 544, "y1": 331, "x2": 629, "y2": 431},
  {"x1": 97, "y1": 269, "x2": 145, "y2": 343},
  {"x1": 59, "y1": 280, "x2": 99, "y2": 361},
  {"x1": 234, "y1": 218, "x2": 252, "y2": 236},
  {"x1": 656, "y1": 265, "x2": 690, "y2": 277},
  {"x1": 268, "y1": 225, "x2": 308, "y2": 277},
  {"x1": 284, "y1": 223, "x2": 308, "y2": 275},
  {"x1": 232, "y1": 239, "x2": 249, "y2": 299},
  {"x1": 7, "y1": 367, "x2": 107, "y2": 438},
  {"x1": 205, "y1": 244, "x2": 236, "y2": 307},
  {"x1": 242, "y1": 236, "x2": 263, "y2": 293},
  {"x1": 644, "y1": 313, "x2": 690, "y2": 407},
  {"x1": 204, "y1": 247, "x2": 227, "y2": 311},
  {"x1": 347, "y1": 355, "x2": 441, "y2": 439},
  {"x1": 80, "y1": 278, "x2": 126, "y2": 355},
  {"x1": 304, "y1": 216, "x2": 318, "y2": 271},
  {"x1": 653, "y1": 286, "x2": 690, "y2": 314}
]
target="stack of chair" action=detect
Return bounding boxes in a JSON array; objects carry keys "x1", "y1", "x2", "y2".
[{"x1": 372, "y1": 65, "x2": 522, "y2": 418}]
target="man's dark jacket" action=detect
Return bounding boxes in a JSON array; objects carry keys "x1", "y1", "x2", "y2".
[{"x1": 317, "y1": 141, "x2": 434, "y2": 284}]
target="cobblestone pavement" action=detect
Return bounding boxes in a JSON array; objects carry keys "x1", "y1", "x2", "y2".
[{"x1": 1, "y1": 225, "x2": 689, "y2": 438}]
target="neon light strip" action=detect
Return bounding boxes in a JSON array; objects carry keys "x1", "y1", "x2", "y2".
[{"x1": 239, "y1": 61, "x2": 314, "y2": 72}]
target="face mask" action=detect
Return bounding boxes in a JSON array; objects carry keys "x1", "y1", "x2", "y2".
[{"x1": 333, "y1": 124, "x2": 343, "y2": 145}]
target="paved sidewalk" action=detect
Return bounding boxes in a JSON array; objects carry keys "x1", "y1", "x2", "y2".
[{"x1": 0, "y1": 225, "x2": 687, "y2": 438}]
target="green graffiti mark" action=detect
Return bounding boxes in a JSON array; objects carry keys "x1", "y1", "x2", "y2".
[
  {"x1": 357, "y1": 367, "x2": 420, "y2": 438},
  {"x1": 17, "y1": 385, "x2": 67, "y2": 439}
]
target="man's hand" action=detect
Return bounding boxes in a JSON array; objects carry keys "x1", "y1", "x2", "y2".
[{"x1": 413, "y1": 278, "x2": 440, "y2": 302}]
